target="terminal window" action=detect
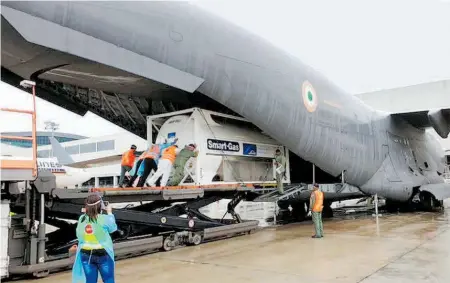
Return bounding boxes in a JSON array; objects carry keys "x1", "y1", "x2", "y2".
[
  {"x1": 1, "y1": 135, "x2": 80, "y2": 148},
  {"x1": 1, "y1": 139, "x2": 33, "y2": 148},
  {"x1": 80, "y1": 143, "x2": 96, "y2": 154},
  {"x1": 97, "y1": 140, "x2": 115, "y2": 152},
  {"x1": 65, "y1": 145, "x2": 80, "y2": 155}
]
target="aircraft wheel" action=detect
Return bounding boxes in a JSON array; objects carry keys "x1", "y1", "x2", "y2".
[
  {"x1": 385, "y1": 199, "x2": 400, "y2": 213},
  {"x1": 322, "y1": 202, "x2": 333, "y2": 218},
  {"x1": 277, "y1": 201, "x2": 290, "y2": 210},
  {"x1": 419, "y1": 192, "x2": 436, "y2": 212},
  {"x1": 438, "y1": 200, "x2": 444, "y2": 210},
  {"x1": 292, "y1": 202, "x2": 306, "y2": 222}
]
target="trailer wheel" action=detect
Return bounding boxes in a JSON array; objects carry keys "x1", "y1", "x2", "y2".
[
  {"x1": 163, "y1": 238, "x2": 173, "y2": 251},
  {"x1": 33, "y1": 270, "x2": 49, "y2": 278},
  {"x1": 192, "y1": 233, "x2": 202, "y2": 245}
]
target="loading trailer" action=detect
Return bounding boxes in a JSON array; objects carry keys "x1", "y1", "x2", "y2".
[
  {"x1": 0, "y1": 85, "x2": 277, "y2": 279},
  {"x1": 0, "y1": 83, "x2": 260, "y2": 279},
  {"x1": 1, "y1": 170, "x2": 269, "y2": 279}
]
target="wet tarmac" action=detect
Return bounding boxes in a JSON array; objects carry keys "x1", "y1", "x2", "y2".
[{"x1": 15, "y1": 201, "x2": 450, "y2": 283}]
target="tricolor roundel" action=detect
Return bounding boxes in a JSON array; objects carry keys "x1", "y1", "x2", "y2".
[
  {"x1": 302, "y1": 81, "x2": 318, "y2": 112},
  {"x1": 85, "y1": 224, "x2": 93, "y2": 234}
]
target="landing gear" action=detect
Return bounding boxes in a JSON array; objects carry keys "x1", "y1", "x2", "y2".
[
  {"x1": 322, "y1": 202, "x2": 333, "y2": 218},
  {"x1": 418, "y1": 192, "x2": 442, "y2": 212},
  {"x1": 277, "y1": 201, "x2": 307, "y2": 222},
  {"x1": 385, "y1": 199, "x2": 404, "y2": 213},
  {"x1": 291, "y1": 202, "x2": 307, "y2": 222},
  {"x1": 386, "y1": 192, "x2": 443, "y2": 213}
]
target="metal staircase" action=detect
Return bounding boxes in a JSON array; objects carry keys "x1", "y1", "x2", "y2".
[
  {"x1": 252, "y1": 183, "x2": 364, "y2": 203},
  {"x1": 252, "y1": 183, "x2": 309, "y2": 202}
]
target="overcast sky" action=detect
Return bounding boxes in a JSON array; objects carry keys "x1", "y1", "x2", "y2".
[
  {"x1": 1, "y1": 0, "x2": 449, "y2": 137},
  {"x1": 197, "y1": 0, "x2": 450, "y2": 93}
]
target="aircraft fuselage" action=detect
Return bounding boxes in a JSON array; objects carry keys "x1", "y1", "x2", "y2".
[{"x1": 1, "y1": 2, "x2": 447, "y2": 203}]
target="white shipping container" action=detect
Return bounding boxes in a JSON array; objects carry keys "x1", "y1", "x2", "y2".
[{"x1": 148, "y1": 109, "x2": 291, "y2": 185}]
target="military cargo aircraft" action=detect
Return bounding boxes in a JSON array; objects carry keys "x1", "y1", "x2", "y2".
[{"x1": 1, "y1": 1, "x2": 449, "y2": 212}]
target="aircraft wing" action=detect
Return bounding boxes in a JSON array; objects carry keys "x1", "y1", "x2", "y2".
[
  {"x1": 1, "y1": 5, "x2": 205, "y2": 94},
  {"x1": 391, "y1": 108, "x2": 450, "y2": 138}
]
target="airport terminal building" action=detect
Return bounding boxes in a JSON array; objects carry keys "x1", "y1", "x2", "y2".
[
  {"x1": 1, "y1": 130, "x2": 147, "y2": 187},
  {"x1": 0, "y1": 131, "x2": 86, "y2": 148},
  {"x1": 36, "y1": 131, "x2": 148, "y2": 187}
]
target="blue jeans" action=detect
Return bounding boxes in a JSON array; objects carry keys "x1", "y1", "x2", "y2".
[{"x1": 80, "y1": 252, "x2": 115, "y2": 283}]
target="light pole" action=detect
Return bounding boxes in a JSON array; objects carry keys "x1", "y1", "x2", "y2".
[{"x1": 44, "y1": 120, "x2": 59, "y2": 157}]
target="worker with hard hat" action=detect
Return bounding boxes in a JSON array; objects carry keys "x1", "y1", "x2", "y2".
[
  {"x1": 127, "y1": 146, "x2": 150, "y2": 187},
  {"x1": 118, "y1": 144, "x2": 137, "y2": 187},
  {"x1": 308, "y1": 183, "x2": 324, "y2": 238}
]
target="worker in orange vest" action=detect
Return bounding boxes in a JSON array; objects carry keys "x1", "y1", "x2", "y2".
[
  {"x1": 127, "y1": 145, "x2": 152, "y2": 187},
  {"x1": 118, "y1": 144, "x2": 137, "y2": 187},
  {"x1": 308, "y1": 183, "x2": 324, "y2": 238},
  {"x1": 136, "y1": 143, "x2": 161, "y2": 187},
  {"x1": 147, "y1": 138, "x2": 179, "y2": 187}
]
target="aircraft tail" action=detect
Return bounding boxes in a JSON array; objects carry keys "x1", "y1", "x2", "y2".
[{"x1": 49, "y1": 137, "x2": 76, "y2": 165}]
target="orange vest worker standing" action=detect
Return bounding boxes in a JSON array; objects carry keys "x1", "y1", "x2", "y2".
[
  {"x1": 118, "y1": 145, "x2": 137, "y2": 187},
  {"x1": 309, "y1": 183, "x2": 324, "y2": 238}
]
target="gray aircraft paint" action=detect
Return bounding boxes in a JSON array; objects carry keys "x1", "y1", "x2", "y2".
[{"x1": 1, "y1": 1, "x2": 449, "y2": 203}]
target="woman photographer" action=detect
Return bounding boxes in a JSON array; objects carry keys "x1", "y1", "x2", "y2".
[{"x1": 72, "y1": 194, "x2": 117, "y2": 283}]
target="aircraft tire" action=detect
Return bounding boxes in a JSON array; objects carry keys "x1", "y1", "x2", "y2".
[
  {"x1": 292, "y1": 202, "x2": 306, "y2": 222},
  {"x1": 419, "y1": 192, "x2": 441, "y2": 212},
  {"x1": 322, "y1": 202, "x2": 333, "y2": 218},
  {"x1": 385, "y1": 200, "x2": 400, "y2": 213}
]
